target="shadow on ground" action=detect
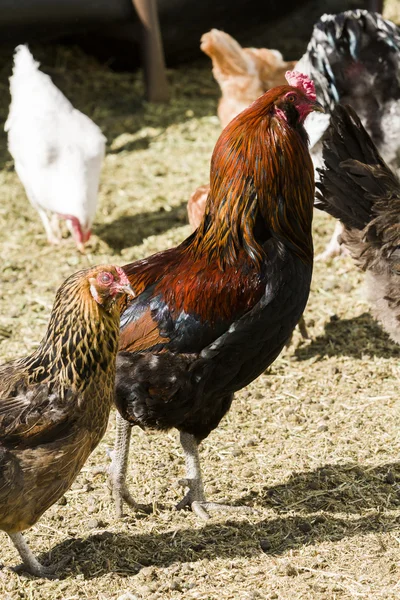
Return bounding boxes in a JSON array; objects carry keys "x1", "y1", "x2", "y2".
[
  {"x1": 94, "y1": 202, "x2": 188, "y2": 251},
  {"x1": 34, "y1": 460, "x2": 400, "y2": 579},
  {"x1": 296, "y1": 312, "x2": 400, "y2": 361}
]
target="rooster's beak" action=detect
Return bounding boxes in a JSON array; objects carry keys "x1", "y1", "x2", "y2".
[{"x1": 312, "y1": 100, "x2": 325, "y2": 113}]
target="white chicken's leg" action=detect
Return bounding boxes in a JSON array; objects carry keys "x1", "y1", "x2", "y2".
[
  {"x1": 315, "y1": 221, "x2": 348, "y2": 261},
  {"x1": 9, "y1": 532, "x2": 66, "y2": 578},
  {"x1": 35, "y1": 206, "x2": 61, "y2": 245},
  {"x1": 107, "y1": 412, "x2": 142, "y2": 517},
  {"x1": 176, "y1": 432, "x2": 253, "y2": 520},
  {"x1": 50, "y1": 213, "x2": 62, "y2": 240}
]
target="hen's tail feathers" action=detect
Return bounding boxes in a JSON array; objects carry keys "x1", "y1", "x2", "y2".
[
  {"x1": 297, "y1": 10, "x2": 400, "y2": 112},
  {"x1": 11, "y1": 45, "x2": 39, "y2": 76},
  {"x1": 200, "y1": 29, "x2": 250, "y2": 77},
  {"x1": 316, "y1": 104, "x2": 400, "y2": 272},
  {"x1": 200, "y1": 29, "x2": 293, "y2": 82}
]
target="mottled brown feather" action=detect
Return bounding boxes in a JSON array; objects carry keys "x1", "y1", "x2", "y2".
[{"x1": 0, "y1": 265, "x2": 128, "y2": 535}]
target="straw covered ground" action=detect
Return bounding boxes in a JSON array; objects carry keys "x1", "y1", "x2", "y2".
[{"x1": 0, "y1": 2, "x2": 400, "y2": 598}]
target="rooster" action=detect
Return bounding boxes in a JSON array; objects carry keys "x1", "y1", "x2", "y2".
[
  {"x1": 295, "y1": 9, "x2": 400, "y2": 259},
  {"x1": 316, "y1": 104, "x2": 400, "y2": 344},
  {"x1": 5, "y1": 45, "x2": 106, "y2": 252},
  {"x1": 104, "y1": 72, "x2": 323, "y2": 519},
  {"x1": 188, "y1": 29, "x2": 296, "y2": 230},
  {"x1": 190, "y1": 13, "x2": 400, "y2": 260},
  {"x1": 0, "y1": 265, "x2": 133, "y2": 576}
]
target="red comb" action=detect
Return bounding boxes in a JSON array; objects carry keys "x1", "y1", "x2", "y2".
[
  {"x1": 285, "y1": 71, "x2": 316, "y2": 101},
  {"x1": 115, "y1": 265, "x2": 130, "y2": 286}
]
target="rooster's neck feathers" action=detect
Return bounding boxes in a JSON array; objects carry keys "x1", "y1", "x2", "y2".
[
  {"x1": 18, "y1": 270, "x2": 120, "y2": 394},
  {"x1": 191, "y1": 88, "x2": 314, "y2": 266}
]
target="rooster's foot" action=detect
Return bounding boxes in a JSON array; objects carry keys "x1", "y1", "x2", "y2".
[
  {"x1": 176, "y1": 478, "x2": 253, "y2": 520},
  {"x1": 110, "y1": 476, "x2": 149, "y2": 518},
  {"x1": 93, "y1": 445, "x2": 150, "y2": 518}
]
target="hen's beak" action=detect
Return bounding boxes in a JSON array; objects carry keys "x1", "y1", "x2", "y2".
[
  {"x1": 118, "y1": 283, "x2": 135, "y2": 299},
  {"x1": 312, "y1": 100, "x2": 325, "y2": 113}
]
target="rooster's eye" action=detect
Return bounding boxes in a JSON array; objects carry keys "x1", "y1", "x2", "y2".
[
  {"x1": 99, "y1": 272, "x2": 113, "y2": 285},
  {"x1": 286, "y1": 94, "x2": 296, "y2": 103}
]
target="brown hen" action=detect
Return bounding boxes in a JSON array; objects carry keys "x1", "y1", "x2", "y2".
[{"x1": 0, "y1": 265, "x2": 133, "y2": 577}]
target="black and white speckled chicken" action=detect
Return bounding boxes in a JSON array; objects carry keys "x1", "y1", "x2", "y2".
[
  {"x1": 296, "y1": 9, "x2": 400, "y2": 259},
  {"x1": 316, "y1": 104, "x2": 400, "y2": 343}
]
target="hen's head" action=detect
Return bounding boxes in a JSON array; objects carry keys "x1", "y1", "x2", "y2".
[
  {"x1": 88, "y1": 265, "x2": 134, "y2": 311},
  {"x1": 271, "y1": 71, "x2": 324, "y2": 125}
]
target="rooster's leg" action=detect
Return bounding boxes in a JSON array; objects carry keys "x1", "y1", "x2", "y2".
[
  {"x1": 9, "y1": 532, "x2": 67, "y2": 578},
  {"x1": 108, "y1": 412, "x2": 141, "y2": 517},
  {"x1": 176, "y1": 432, "x2": 252, "y2": 520}
]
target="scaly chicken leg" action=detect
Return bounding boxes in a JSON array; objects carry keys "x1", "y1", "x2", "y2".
[
  {"x1": 109, "y1": 421, "x2": 251, "y2": 520},
  {"x1": 175, "y1": 432, "x2": 210, "y2": 519},
  {"x1": 36, "y1": 206, "x2": 61, "y2": 246},
  {"x1": 176, "y1": 432, "x2": 251, "y2": 520},
  {"x1": 9, "y1": 533, "x2": 66, "y2": 578},
  {"x1": 107, "y1": 413, "x2": 141, "y2": 518}
]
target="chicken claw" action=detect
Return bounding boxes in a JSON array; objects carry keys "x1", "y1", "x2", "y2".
[
  {"x1": 177, "y1": 432, "x2": 253, "y2": 520},
  {"x1": 9, "y1": 533, "x2": 69, "y2": 579},
  {"x1": 109, "y1": 462, "x2": 144, "y2": 519},
  {"x1": 176, "y1": 478, "x2": 253, "y2": 520}
]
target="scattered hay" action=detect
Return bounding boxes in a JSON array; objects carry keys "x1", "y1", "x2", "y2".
[{"x1": 0, "y1": 13, "x2": 400, "y2": 600}]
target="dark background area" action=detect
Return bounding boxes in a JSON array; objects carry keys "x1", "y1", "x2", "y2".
[{"x1": 0, "y1": 0, "x2": 367, "y2": 69}]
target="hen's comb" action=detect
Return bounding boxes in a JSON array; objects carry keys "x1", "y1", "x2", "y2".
[
  {"x1": 115, "y1": 265, "x2": 130, "y2": 287},
  {"x1": 285, "y1": 71, "x2": 316, "y2": 101}
]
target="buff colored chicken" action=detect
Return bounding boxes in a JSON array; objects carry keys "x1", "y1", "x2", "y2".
[
  {"x1": 0, "y1": 265, "x2": 133, "y2": 577},
  {"x1": 201, "y1": 29, "x2": 296, "y2": 129}
]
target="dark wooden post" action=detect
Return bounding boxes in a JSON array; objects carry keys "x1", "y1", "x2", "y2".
[
  {"x1": 132, "y1": 0, "x2": 169, "y2": 103},
  {"x1": 368, "y1": 0, "x2": 384, "y2": 12}
]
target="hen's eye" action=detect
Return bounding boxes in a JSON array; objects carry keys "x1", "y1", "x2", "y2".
[
  {"x1": 99, "y1": 272, "x2": 113, "y2": 285},
  {"x1": 286, "y1": 94, "x2": 296, "y2": 103}
]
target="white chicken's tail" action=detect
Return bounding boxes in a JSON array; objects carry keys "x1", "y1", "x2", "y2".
[
  {"x1": 11, "y1": 45, "x2": 40, "y2": 76},
  {"x1": 5, "y1": 45, "x2": 41, "y2": 132}
]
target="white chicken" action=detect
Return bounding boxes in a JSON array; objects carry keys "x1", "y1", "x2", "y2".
[{"x1": 5, "y1": 45, "x2": 106, "y2": 251}]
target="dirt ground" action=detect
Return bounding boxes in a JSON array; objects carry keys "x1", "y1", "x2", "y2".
[{"x1": 1, "y1": 2, "x2": 400, "y2": 599}]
